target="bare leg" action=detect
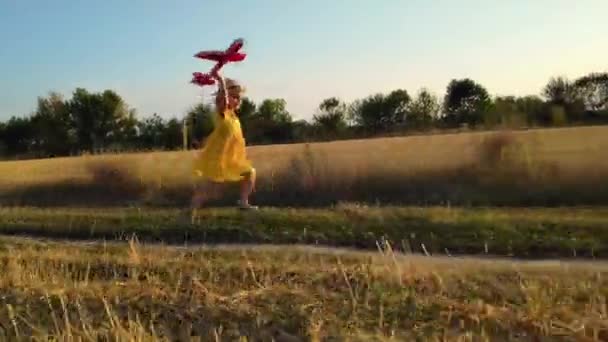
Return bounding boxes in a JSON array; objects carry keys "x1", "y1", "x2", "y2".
[
  {"x1": 239, "y1": 168, "x2": 257, "y2": 208},
  {"x1": 190, "y1": 181, "x2": 220, "y2": 222},
  {"x1": 190, "y1": 183, "x2": 207, "y2": 210}
]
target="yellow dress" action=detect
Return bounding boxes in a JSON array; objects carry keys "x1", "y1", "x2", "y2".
[{"x1": 192, "y1": 109, "x2": 253, "y2": 182}]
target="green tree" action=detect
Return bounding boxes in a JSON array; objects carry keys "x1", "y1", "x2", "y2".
[
  {"x1": 291, "y1": 119, "x2": 313, "y2": 142},
  {"x1": 30, "y1": 91, "x2": 73, "y2": 156},
  {"x1": 384, "y1": 89, "x2": 411, "y2": 125},
  {"x1": 443, "y1": 79, "x2": 491, "y2": 126},
  {"x1": 162, "y1": 117, "x2": 184, "y2": 150},
  {"x1": 513, "y1": 95, "x2": 550, "y2": 126},
  {"x1": 407, "y1": 88, "x2": 439, "y2": 128},
  {"x1": 573, "y1": 72, "x2": 608, "y2": 111},
  {"x1": 186, "y1": 103, "x2": 215, "y2": 148},
  {"x1": 101, "y1": 90, "x2": 134, "y2": 146},
  {"x1": 485, "y1": 96, "x2": 527, "y2": 128},
  {"x1": 550, "y1": 105, "x2": 568, "y2": 126},
  {"x1": 0, "y1": 122, "x2": 7, "y2": 157},
  {"x1": 246, "y1": 98, "x2": 294, "y2": 144},
  {"x1": 313, "y1": 97, "x2": 347, "y2": 137},
  {"x1": 68, "y1": 88, "x2": 133, "y2": 152},
  {"x1": 543, "y1": 77, "x2": 574, "y2": 105},
  {"x1": 542, "y1": 77, "x2": 585, "y2": 122},
  {"x1": 349, "y1": 89, "x2": 411, "y2": 133},
  {"x1": 120, "y1": 109, "x2": 139, "y2": 149},
  {"x1": 256, "y1": 99, "x2": 292, "y2": 123},
  {"x1": 1, "y1": 116, "x2": 34, "y2": 157},
  {"x1": 137, "y1": 113, "x2": 166, "y2": 149},
  {"x1": 235, "y1": 96, "x2": 257, "y2": 136},
  {"x1": 236, "y1": 97, "x2": 256, "y2": 122},
  {"x1": 349, "y1": 94, "x2": 384, "y2": 131}
]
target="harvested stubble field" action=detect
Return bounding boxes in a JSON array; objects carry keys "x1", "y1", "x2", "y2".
[
  {"x1": 1, "y1": 125, "x2": 608, "y2": 207},
  {"x1": 0, "y1": 237, "x2": 606, "y2": 340}
]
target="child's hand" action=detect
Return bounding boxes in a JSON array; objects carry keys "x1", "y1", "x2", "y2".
[
  {"x1": 211, "y1": 69, "x2": 223, "y2": 81},
  {"x1": 213, "y1": 71, "x2": 227, "y2": 96}
]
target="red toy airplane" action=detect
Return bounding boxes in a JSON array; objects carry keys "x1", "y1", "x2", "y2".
[{"x1": 191, "y1": 38, "x2": 246, "y2": 87}]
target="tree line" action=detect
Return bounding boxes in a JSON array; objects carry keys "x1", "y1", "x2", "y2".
[{"x1": 1, "y1": 72, "x2": 607, "y2": 159}]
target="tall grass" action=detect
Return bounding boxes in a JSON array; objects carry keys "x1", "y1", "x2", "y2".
[
  {"x1": 1, "y1": 126, "x2": 607, "y2": 207},
  {"x1": 0, "y1": 237, "x2": 606, "y2": 340}
]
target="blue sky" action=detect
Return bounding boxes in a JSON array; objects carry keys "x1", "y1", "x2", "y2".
[{"x1": 1, "y1": 0, "x2": 607, "y2": 121}]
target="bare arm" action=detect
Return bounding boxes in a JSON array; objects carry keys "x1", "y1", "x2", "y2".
[{"x1": 213, "y1": 71, "x2": 229, "y2": 115}]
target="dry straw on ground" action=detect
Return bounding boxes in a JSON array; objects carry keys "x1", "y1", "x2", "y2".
[{"x1": 0, "y1": 237, "x2": 606, "y2": 340}]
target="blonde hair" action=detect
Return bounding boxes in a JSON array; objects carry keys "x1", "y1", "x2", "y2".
[{"x1": 215, "y1": 78, "x2": 246, "y2": 98}]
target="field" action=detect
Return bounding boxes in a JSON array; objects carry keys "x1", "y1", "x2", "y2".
[
  {"x1": 1, "y1": 126, "x2": 608, "y2": 340},
  {"x1": 0, "y1": 237, "x2": 607, "y2": 340},
  {"x1": 1, "y1": 125, "x2": 608, "y2": 207},
  {"x1": 1, "y1": 206, "x2": 608, "y2": 259}
]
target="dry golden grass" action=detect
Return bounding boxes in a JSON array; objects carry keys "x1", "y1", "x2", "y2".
[
  {"x1": 0, "y1": 236, "x2": 607, "y2": 340},
  {"x1": 1, "y1": 125, "x2": 608, "y2": 207}
]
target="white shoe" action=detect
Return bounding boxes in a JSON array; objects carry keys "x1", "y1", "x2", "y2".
[{"x1": 237, "y1": 200, "x2": 258, "y2": 210}]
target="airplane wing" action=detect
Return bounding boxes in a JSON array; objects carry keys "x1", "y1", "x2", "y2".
[
  {"x1": 191, "y1": 38, "x2": 246, "y2": 88},
  {"x1": 194, "y1": 50, "x2": 225, "y2": 62},
  {"x1": 191, "y1": 72, "x2": 215, "y2": 86},
  {"x1": 224, "y1": 52, "x2": 246, "y2": 62}
]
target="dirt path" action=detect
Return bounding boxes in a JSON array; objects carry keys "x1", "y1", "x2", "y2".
[{"x1": 4, "y1": 234, "x2": 608, "y2": 271}]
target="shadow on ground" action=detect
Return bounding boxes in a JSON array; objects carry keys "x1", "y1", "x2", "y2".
[{"x1": 2, "y1": 166, "x2": 608, "y2": 208}]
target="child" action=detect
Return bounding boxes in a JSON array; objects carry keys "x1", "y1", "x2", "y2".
[{"x1": 190, "y1": 71, "x2": 257, "y2": 211}]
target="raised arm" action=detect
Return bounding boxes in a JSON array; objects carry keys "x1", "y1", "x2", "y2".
[{"x1": 213, "y1": 71, "x2": 229, "y2": 115}]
